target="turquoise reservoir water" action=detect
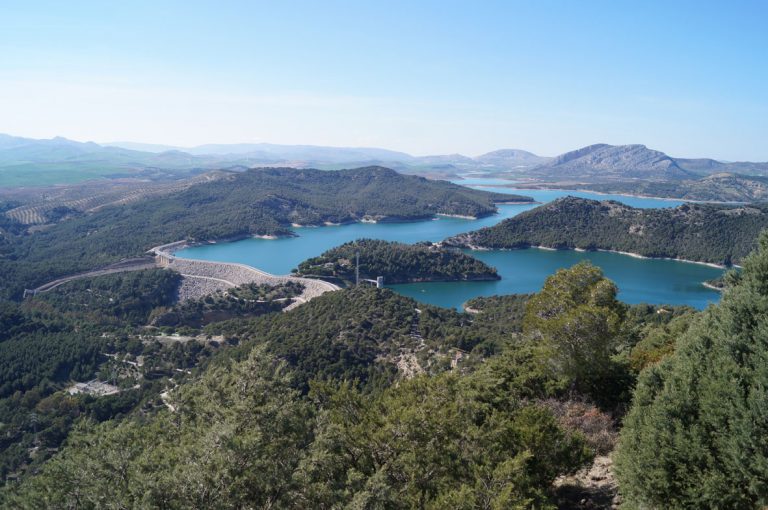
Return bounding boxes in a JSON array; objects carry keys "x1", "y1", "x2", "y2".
[
  {"x1": 177, "y1": 181, "x2": 723, "y2": 310},
  {"x1": 455, "y1": 177, "x2": 688, "y2": 209},
  {"x1": 393, "y1": 248, "x2": 721, "y2": 310}
]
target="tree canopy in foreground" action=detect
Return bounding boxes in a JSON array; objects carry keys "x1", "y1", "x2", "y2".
[{"x1": 616, "y1": 234, "x2": 768, "y2": 508}]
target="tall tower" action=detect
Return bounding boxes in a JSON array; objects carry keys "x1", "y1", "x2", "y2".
[{"x1": 355, "y1": 251, "x2": 360, "y2": 286}]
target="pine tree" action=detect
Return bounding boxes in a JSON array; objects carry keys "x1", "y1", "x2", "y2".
[
  {"x1": 523, "y1": 261, "x2": 627, "y2": 401},
  {"x1": 616, "y1": 232, "x2": 768, "y2": 509}
]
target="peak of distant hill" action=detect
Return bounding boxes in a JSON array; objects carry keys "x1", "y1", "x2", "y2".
[
  {"x1": 185, "y1": 143, "x2": 418, "y2": 164},
  {"x1": 415, "y1": 153, "x2": 476, "y2": 166},
  {"x1": 104, "y1": 141, "x2": 184, "y2": 153},
  {"x1": 528, "y1": 144, "x2": 696, "y2": 181},
  {"x1": 475, "y1": 149, "x2": 551, "y2": 168},
  {"x1": 518, "y1": 144, "x2": 768, "y2": 184},
  {"x1": 0, "y1": 135, "x2": 228, "y2": 187},
  {"x1": 675, "y1": 157, "x2": 768, "y2": 175},
  {"x1": 0, "y1": 134, "x2": 107, "y2": 159}
]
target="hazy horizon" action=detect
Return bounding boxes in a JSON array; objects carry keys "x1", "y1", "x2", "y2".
[
  {"x1": 10, "y1": 133, "x2": 768, "y2": 162},
  {"x1": 2, "y1": 1, "x2": 767, "y2": 161}
]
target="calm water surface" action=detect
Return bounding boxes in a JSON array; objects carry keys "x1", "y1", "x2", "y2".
[
  {"x1": 178, "y1": 179, "x2": 723, "y2": 309},
  {"x1": 454, "y1": 177, "x2": 687, "y2": 209}
]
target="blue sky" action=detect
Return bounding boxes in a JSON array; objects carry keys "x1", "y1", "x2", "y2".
[{"x1": 1, "y1": 0, "x2": 766, "y2": 160}]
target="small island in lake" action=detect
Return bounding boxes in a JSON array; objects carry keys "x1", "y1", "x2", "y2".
[{"x1": 294, "y1": 239, "x2": 500, "y2": 285}]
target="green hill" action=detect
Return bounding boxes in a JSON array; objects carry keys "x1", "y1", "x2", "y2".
[
  {"x1": 0, "y1": 167, "x2": 525, "y2": 298},
  {"x1": 526, "y1": 172, "x2": 768, "y2": 203},
  {"x1": 295, "y1": 239, "x2": 500, "y2": 284},
  {"x1": 446, "y1": 196, "x2": 768, "y2": 265}
]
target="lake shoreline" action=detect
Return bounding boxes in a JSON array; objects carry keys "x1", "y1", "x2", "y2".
[
  {"x1": 302, "y1": 273, "x2": 502, "y2": 287},
  {"x1": 172, "y1": 189, "x2": 724, "y2": 310},
  {"x1": 457, "y1": 242, "x2": 733, "y2": 269},
  {"x1": 390, "y1": 274, "x2": 501, "y2": 284},
  {"x1": 172, "y1": 207, "x2": 536, "y2": 250},
  {"x1": 702, "y1": 282, "x2": 725, "y2": 292},
  {"x1": 474, "y1": 183, "x2": 745, "y2": 205}
]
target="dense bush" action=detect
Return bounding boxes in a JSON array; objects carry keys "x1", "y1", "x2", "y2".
[
  {"x1": 523, "y1": 261, "x2": 629, "y2": 405},
  {"x1": 4, "y1": 347, "x2": 591, "y2": 509},
  {"x1": 207, "y1": 287, "x2": 443, "y2": 391},
  {"x1": 616, "y1": 232, "x2": 768, "y2": 508}
]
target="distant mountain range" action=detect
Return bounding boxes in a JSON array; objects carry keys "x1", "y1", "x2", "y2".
[
  {"x1": 0, "y1": 134, "x2": 553, "y2": 187},
  {"x1": 475, "y1": 149, "x2": 551, "y2": 168},
  {"x1": 106, "y1": 141, "x2": 554, "y2": 171},
  {"x1": 2, "y1": 133, "x2": 767, "y2": 189},
  {"x1": 523, "y1": 143, "x2": 768, "y2": 183},
  {"x1": 107, "y1": 141, "x2": 415, "y2": 160},
  {"x1": 0, "y1": 134, "x2": 233, "y2": 187},
  {"x1": 105, "y1": 141, "x2": 551, "y2": 173}
]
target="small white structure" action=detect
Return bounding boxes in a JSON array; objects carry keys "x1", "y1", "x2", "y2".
[{"x1": 67, "y1": 380, "x2": 121, "y2": 397}]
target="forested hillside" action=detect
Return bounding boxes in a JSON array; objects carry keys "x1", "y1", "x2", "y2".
[
  {"x1": 5, "y1": 168, "x2": 768, "y2": 507},
  {"x1": 447, "y1": 197, "x2": 768, "y2": 265},
  {"x1": 5, "y1": 254, "x2": 716, "y2": 507},
  {"x1": 0, "y1": 278, "x2": 502, "y2": 486},
  {"x1": 3, "y1": 345, "x2": 593, "y2": 509},
  {"x1": 295, "y1": 239, "x2": 500, "y2": 284},
  {"x1": 204, "y1": 286, "x2": 526, "y2": 390},
  {"x1": 527, "y1": 172, "x2": 768, "y2": 202},
  {"x1": 0, "y1": 269, "x2": 318, "y2": 483},
  {"x1": 2, "y1": 272, "x2": 628, "y2": 507},
  {"x1": 0, "y1": 270, "x2": 183, "y2": 480},
  {"x1": 0, "y1": 167, "x2": 523, "y2": 299}
]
